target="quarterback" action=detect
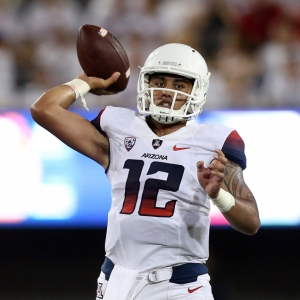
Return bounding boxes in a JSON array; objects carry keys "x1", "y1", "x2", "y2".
[{"x1": 30, "y1": 43, "x2": 260, "y2": 299}]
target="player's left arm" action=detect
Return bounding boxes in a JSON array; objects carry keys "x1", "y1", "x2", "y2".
[
  {"x1": 221, "y1": 160, "x2": 260, "y2": 235},
  {"x1": 197, "y1": 130, "x2": 260, "y2": 234},
  {"x1": 220, "y1": 129, "x2": 260, "y2": 234}
]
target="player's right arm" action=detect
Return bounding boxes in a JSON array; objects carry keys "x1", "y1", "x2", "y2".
[{"x1": 30, "y1": 72, "x2": 120, "y2": 168}]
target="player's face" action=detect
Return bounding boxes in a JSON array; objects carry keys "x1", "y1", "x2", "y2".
[{"x1": 148, "y1": 73, "x2": 194, "y2": 110}]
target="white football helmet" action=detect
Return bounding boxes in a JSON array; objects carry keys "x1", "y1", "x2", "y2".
[{"x1": 137, "y1": 43, "x2": 211, "y2": 124}]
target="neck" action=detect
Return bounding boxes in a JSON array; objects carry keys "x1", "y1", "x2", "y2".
[{"x1": 146, "y1": 116, "x2": 187, "y2": 137}]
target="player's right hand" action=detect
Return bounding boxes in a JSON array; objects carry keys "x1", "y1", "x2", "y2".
[{"x1": 77, "y1": 72, "x2": 120, "y2": 96}]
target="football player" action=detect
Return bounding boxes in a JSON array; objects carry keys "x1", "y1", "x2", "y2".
[{"x1": 30, "y1": 43, "x2": 260, "y2": 299}]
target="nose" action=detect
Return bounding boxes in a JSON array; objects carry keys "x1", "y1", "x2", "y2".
[{"x1": 161, "y1": 88, "x2": 174, "y2": 98}]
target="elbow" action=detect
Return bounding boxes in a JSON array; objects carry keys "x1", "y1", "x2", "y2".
[
  {"x1": 30, "y1": 103, "x2": 42, "y2": 123},
  {"x1": 248, "y1": 226, "x2": 260, "y2": 236},
  {"x1": 30, "y1": 102, "x2": 37, "y2": 117},
  {"x1": 253, "y1": 219, "x2": 261, "y2": 235},
  {"x1": 244, "y1": 218, "x2": 261, "y2": 235},
  {"x1": 30, "y1": 101, "x2": 48, "y2": 125},
  {"x1": 231, "y1": 216, "x2": 261, "y2": 235}
]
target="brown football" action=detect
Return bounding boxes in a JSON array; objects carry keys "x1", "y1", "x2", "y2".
[{"x1": 77, "y1": 24, "x2": 130, "y2": 92}]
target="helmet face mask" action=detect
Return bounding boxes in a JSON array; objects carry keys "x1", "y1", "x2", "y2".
[{"x1": 137, "y1": 43, "x2": 211, "y2": 124}]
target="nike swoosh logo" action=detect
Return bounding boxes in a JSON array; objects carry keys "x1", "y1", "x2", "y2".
[
  {"x1": 173, "y1": 145, "x2": 190, "y2": 151},
  {"x1": 188, "y1": 286, "x2": 203, "y2": 293}
]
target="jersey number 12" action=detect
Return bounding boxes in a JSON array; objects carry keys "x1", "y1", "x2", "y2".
[{"x1": 120, "y1": 159, "x2": 184, "y2": 217}]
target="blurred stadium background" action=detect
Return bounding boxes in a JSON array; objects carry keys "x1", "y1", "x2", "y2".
[{"x1": 0, "y1": 0, "x2": 300, "y2": 299}]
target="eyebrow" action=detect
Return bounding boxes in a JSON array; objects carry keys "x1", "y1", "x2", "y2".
[{"x1": 151, "y1": 75, "x2": 192, "y2": 84}]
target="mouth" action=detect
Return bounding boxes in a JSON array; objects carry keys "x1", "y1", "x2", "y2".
[{"x1": 157, "y1": 100, "x2": 172, "y2": 108}]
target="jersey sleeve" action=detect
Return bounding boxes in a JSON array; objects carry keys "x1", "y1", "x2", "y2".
[
  {"x1": 90, "y1": 108, "x2": 108, "y2": 138},
  {"x1": 221, "y1": 130, "x2": 247, "y2": 170}
]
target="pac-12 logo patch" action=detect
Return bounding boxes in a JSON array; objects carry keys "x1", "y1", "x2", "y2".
[
  {"x1": 152, "y1": 139, "x2": 163, "y2": 149},
  {"x1": 124, "y1": 137, "x2": 136, "y2": 151}
]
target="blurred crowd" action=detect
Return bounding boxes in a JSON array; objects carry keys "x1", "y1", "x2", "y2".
[{"x1": 0, "y1": 0, "x2": 300, "y2": 109}]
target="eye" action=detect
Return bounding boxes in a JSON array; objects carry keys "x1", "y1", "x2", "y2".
[
  {"x1": 156, "y1": 82, "x2": 164, "y2": 87},
  {"x1": 175, "y1": 84, "x2": 184, "y2": 89}
]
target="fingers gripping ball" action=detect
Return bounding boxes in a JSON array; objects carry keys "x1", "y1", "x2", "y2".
[{"x1": 77, "y1": 24, "x2": 130, "y2": 92}]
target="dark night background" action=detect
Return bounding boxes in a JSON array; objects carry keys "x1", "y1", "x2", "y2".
[{"x1": 1, "y1": 227, "x2": 299, "y2": 300}]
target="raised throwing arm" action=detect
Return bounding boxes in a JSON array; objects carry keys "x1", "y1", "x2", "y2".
[{"x1": 30, "y1": 72, "x2": 120, "y2": 168}]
